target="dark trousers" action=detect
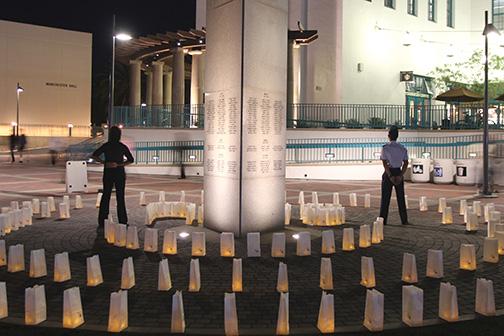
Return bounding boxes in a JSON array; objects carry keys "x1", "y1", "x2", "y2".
[
  {"x1": 98, "y1": 168, "x2": 127, "y2": 225},
  {"x1": 10, "y1": 149, "x2": 15, "y2": 163},
  {"x1": 379, "y1": 173, "x2": 408, "y2": 225}
]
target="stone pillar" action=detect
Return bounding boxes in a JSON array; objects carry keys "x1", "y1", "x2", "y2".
[
  {"x1": 172, "y1": 48, "x2": 185, "y2": 127},
  {"x1": 129, "y1": 60, "x2": 141, "y2": 106},
  {"x1": 204, "y1": 0, "x2": 288, "y2": 235},
  {"x1": 163, "y1": 69, "x2": 173, "y2": 105},
  {"x1": 152, "y1": 61, "x2": 164, "y2": 106},
  {"x1": 190, "y1": 52, "x2": 205, "y2": 105},
  {"x1": 145, "y1": 69, "x2": 153, "y2": 106},
  {"x1": 287, "y1": 41, "x2": 301, "y2": 127}
]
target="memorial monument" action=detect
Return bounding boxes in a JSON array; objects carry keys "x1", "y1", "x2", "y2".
[{"x1": 204, "y1": 0, "x2": 288, "y2": 236}]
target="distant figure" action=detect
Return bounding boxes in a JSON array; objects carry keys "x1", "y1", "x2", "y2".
[
  {"x1": 91, "y1": 126, "x2": 134, "y2": 227},
  {"x1": 9, "y1": 134, "x2": 17, "y2": 163},
  {"x1": 379, "y1": 126, "x2": 409, "y2": 225},
  {"x1": 18, "y1": 133, "x2": 26, "y2": 163}
]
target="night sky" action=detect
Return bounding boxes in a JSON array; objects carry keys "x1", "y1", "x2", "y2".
[{"x1": 2, "y1": 0, "x2": 197, "y2": 123}]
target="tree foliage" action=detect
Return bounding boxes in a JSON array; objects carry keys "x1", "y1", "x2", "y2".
[{"x1": 430, "y1": 49, "x2": 504, "y2": 99}]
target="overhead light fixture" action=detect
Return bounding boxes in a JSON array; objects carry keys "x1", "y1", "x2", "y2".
[
  {"x1": 152, "y1": 155, "x2": 160, "y2": 161},
  {"x1": 179, "y1": 232, "x2": 190, "y2": 238},
  {"x1": 67, "y1": 123, "x2": 74, "y2": 128},
  {"x1": 189, "y1": 155, "x2": 196, "y2": 160},
  {"x1": 325, "y1": 153, "x2": 335, "y2": 159},
  {"x1": 10, "y1": 121, "x2": 17, "y2": 127},
  {"x1": 188, "y1": 49, "x2": 203, "y2": 55},
  {"x1": 115, "y1": 33, "x2": 132, "y2": 41},
  {"x1": 469, "y1": 152, "x2": 477, "y2": 158},
  {"x1": 292, "y1": 234, "x2": 300, "y2": 240},
  {"x1": 16, "y1": 84, "x2": 24, "y2": 93},
  {"x1": 141, "y1": 103, "x2": 147, "y2": 107},
  {"x1": 177, "y1": 41, "x2": 181, "y2": 46},
  {"x1": 422, "y1": 152, "x2": 431, "y2": 159},
  {"x1": 483, "y1": 22, "x2": 500, "y2": 38},
  {"x1": 118, "y1": 124, "x2": 124, "y2": 129}
]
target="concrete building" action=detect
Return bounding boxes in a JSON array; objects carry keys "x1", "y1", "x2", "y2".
[
  {"x1": 0, "y1": 20, "x2": 92, "y2": 137},
  {"x1": 196, "y1": 0, "x2": 502, "y2": 107}
]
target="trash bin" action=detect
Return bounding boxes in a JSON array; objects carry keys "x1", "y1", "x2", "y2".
[
  {"x1": 411, "y1": 158, "x2": 431, "y2": 183},
  {"x1": 433, "y1": 159, "x2": 454, "y2": 184},
  {"x1": 455, "y1": 159, "x2": 477, "y2": 185}
]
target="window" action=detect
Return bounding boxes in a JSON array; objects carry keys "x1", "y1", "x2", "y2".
[
  {"x1": 384, "y1": 0, "x2": 395, "y2": 9},
  {"x1": 447, "y1": 0, "x2": 454, "y2": 28},
  {"x1": 428, "y1": 0, "x2": 436, "y2": 22},
  {"x1": 407, "y1": 0, "x2": 417, "y2": 16},
  {"x1": 493, "y1": 0, "x2": 504, "y2": 31}
]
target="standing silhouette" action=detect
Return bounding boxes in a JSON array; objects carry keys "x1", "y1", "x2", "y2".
[{"x1": 92, "y1": 126, "x2": 134, "y2": 226}]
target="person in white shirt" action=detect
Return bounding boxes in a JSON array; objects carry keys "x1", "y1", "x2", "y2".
[{"x1": 379, "y1": 126, "x2": 409, "y2": 225}]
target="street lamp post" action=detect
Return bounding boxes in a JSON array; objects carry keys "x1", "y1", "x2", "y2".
[
  {"x1": 482, "y1": 10, "x2": 500, "y2": 196},
  {"x1": 16, "y1": 83, "x2": 24, "y2": 136},
  {"x1": 108, "y1": 14, "x2": 132, "y2": 126}
]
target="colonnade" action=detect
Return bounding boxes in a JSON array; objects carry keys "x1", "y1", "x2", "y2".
[{"x1": 128, "y1": 49, "x2": 205, "y2": 108}]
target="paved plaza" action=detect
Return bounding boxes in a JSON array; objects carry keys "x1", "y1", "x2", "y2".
[{"x1": 1, "y1": 162, "x2": 504, "y2": 335}]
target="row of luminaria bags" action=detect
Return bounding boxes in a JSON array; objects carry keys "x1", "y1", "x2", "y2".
[{"x1": 0, "y1": 191, "x2": 502, "y2": 334}]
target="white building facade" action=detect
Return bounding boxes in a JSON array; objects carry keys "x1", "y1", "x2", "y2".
[
  {"x1": 196, "y1": 0, "x2": 502, "y2": 106},
  {"x1": 0, "y1": 20, "x2": 92, "y2": 136}
]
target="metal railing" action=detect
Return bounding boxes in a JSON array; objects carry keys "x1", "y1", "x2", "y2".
[
  {"x1": 126, "y1": 134, "x2": 504, "y2": 165},
  {"x1": 112, "y1": 105, "x2": 204, "y2": 128}
]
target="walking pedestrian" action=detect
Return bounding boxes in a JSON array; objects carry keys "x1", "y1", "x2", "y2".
[
  {"x1": 18, "y1": 133, "x2": 26, "y2": 163},
  {"x1": 9, "y1": 133, "x2": 17, "y2": 163},
  {"x1": 91, "y1": 126, "x2": 134, "y2": 227},
  {"x1": 379, "y1": 126, "x2": 409, "y2": 225}
]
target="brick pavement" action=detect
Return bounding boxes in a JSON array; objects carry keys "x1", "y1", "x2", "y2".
[{"x1": 0, "y1": 163, "x2": 503, "y2": 334}]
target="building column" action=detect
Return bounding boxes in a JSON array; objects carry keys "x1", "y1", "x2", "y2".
[
  {"x1": 172, "y1": 47, "x2": 185, "y2": 127},
  {"x1": 129, "y1": 60, "x2": 142, "y2": 106},
  {"x1": 145, "y1": 69, "x2": 153, "y2": 105},
  {"x1": 190, "y1": 51, "x2": 205, "y2": 105},
  {"x1": 152, "y1": 61, "x2": 164, "y2": 106},
  {"x1": 287, "y1": 41, "x2": 301, "y2": 127},
  {"x1": 163, "y1": 68, "x2": 173, "y2": 105}
]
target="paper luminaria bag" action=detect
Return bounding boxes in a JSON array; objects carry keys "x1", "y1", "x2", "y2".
[
  {"x1": 74, "y1": 195, "x2": 83, "y2": 209},
  {"x1": 8, "y1": 244, "x2": 24, "y2": 273},
  {"x1": 359, "y1": 225, "x2": 371, "y2": 248},
  {"x1": 402, "y1": 285, "x2": 423, "y2": 327},
  {"x1": 319, "y1": 258, "x2": 333, "y2": 290},
  {"x1": 192, "y1": 232, "x2": 206, "y2": 257},
  {"x1": 361, "y1": 256, "x2": 376, "y2": 288},
  {"x1": 58, "y1": 203, "x2": 68, "y2": 220},
  {"x1": 321, "y1": 230, "x2": 336, "y2": 254},
  {"x1": 25, "y1": 285, "x2": 46, "y2": 325},
  {"x1": 189, "y1": 259, "x2": 201, "y2": 292},
  {"x1": 0, "y1": 241, "x2": 5, "y2": 267},
  {"x1": 363, "y1": 289, "x2": 384, "y2": 332},
  {"x1": 162, "y1": 230, "x2": 177, "y2": 255},
  {"x1": 459, "y1": 199, "x2": 467, "y2": 216},
  {"x1": 139, "y1": 192, "x2": 146, "y2": 206},
  {"x1": 438, "y1": 197, "x2": 447, "y2": 213},
  {"x1": 277, "y1": 262, "x2": 289, "y2": 293},
  {"x1": 47, "y1": 197, "x2": 56, "y2": 212},
  {"x1": 0, "y1": 282, "x2": 7, "y2": 319},
  {"x1": 284, "y1": 203, "x2": 292, "y2": 225},
  {"x1": 32, "y1": 198, "x2": 40, "y2": 214},
  {"x1": 495, "y1": 231, "x2": 504, "y2": 255},
  {"x1": 107, "y1": 290, "x2": 128, "y2": 332},
  {"x1": 419, "y1": 196, "x2": 428, "y2": 211},
  {"x1": 426, "y1": 249, "x2": 444, "y2": 278},
  {"x1": 296, "y1": 232, "x2": 311, "y2": 256},
  {"x1": 224, "y1": 293, "x2": 239, "y2": 336},
  {"x1": 114, "y1": 224, "x2": 127, "y2": 247},
  {"x1": 121, "y1": 257, "x2": 135, "y2": 290},
  {"x1": 272, "y1": 233, "x2": 286, "y2": 258},
  {"x1": 349, "y1": 193, "x2": 357, "y2": 207},
  {"x1": 475, "y1": 278, "x2": 496, "y2": 316},
  {"x1": 312, "y1": 191, "x2": 319, "y2": 205},
  {"x1": 247, "y1": 232, "x2": 261, "y2": 257},
  {"x1": 54, "y1": 252, "x2": 71, "y2": 283},
  {"x1": 317, "y1": 291, "x2": 335, "y2": 334},
  {"x1": 126, "y1": 226, "x2": 139, "y2": 250},
  {"x1": 144, "y1": 228, "x2": 159, "y2": 252},
  {"x1": 483, "y1": 237, "x2": 499, "y2": 263},
  {"x1": 342, "y1": 228, "x2": 355, "y2": 251},
  {"x1": 86, "y1": 255, "x2": 103, "y2": 286},
  {"x1": 276, "y1": 292, "x2": 289, "y2": 336},
  {"x1": 439, "y1": 282, "x2": 458, "y2": 322},
  {"x1": 62, "y1": 287, "x2": 84, "y2": 329},
  {"x1": 442, "y1": 207, "x2": 453, "y2": 225},
  {"x1": 459, "y1": 244, "x2": 477, "y2": 271},
  {"x1": 232, "y1": 258, "x2": 243, "y2": 292},
  {"x1": 402, "y1": 253, "x2": 418, "y2": 284},
  {"x1": 158, "y1": 259, "x2": 172, "y2": 291},
  {"x1": 29, "y1": 249, "x2": 47, "y2": 278},
  {"x1": 364, "y1": 194, "x2": 371, "y2": 208},
  {"x1": 220, "y1": 232, "x2": 235, "y2": 257},
  {"x1": 171, "y1": 291, "x2": 185, "y2": 333}
]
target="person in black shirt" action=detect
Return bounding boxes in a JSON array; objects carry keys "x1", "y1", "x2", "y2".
[{"x1": 92, "y1": 126, "x2": 134, "y2": 227}]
